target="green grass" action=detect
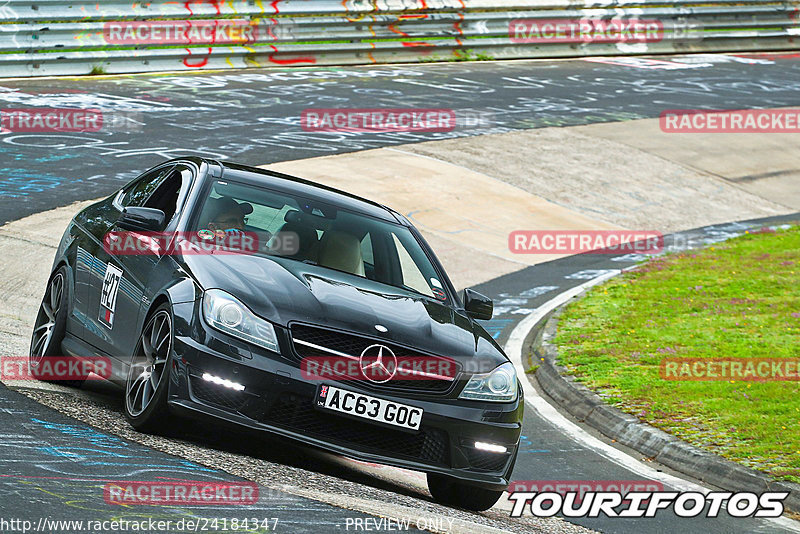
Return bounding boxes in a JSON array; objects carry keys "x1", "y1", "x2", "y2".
[
  {"x1": 418, "y1": 49, "x2": 494, "y2": 62},
  {"x1": 554, "y1": 224, "x2": 800, "y2": 483}
]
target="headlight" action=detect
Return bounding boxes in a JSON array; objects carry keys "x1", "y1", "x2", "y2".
[
  {"x1": 202, "y1": 289, "x2": 279, "y2": 352},
  {"x1": 459, "y1": 362, "x2": 518, "y2": 402}
]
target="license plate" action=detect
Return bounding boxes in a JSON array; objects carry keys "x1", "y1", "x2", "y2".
[{"x1": 315, "y1": 385, "x2": 423, "y2": 431}]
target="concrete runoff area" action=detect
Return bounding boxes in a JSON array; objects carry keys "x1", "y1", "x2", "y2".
[
  {"x1": 401, "y1": 124, "x2": 792, "y2": 233},
  {"x1": 0, "y1": 200, "x2": 97, "y2": 356},
  {"x1": 575, "y1": 117, "x2": 800, "y2": 211}
]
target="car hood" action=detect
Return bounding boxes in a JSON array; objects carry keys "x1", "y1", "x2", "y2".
[{"x1": 182, "y1": 253, "x2": 506, "y2": 364}]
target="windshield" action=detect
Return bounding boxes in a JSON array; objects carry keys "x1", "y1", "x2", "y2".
[{"x1": 193, "y1": 179, "x2": 449, "y2": 302}]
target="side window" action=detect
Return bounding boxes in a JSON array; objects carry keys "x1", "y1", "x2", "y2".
[
  {"x1": 119, "y1": 166, "x2": 173, "y2": 208},
  {"x1": 143, "y1": 165, "x2": 193, "y2": 224}
]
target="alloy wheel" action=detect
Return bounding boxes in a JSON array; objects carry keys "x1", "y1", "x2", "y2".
[
  {"x1": 126, "y1": 310, "x2": 172, "y2": 417},
  {"x1": 30, "y1": 272, "x2": 64, "y2": 366}
]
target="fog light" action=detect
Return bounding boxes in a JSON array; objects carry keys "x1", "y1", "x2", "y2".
[
  {"x1": 474, "y1": 441, "x2": 507, "y2": 454},
  {"x1": 202, "y1": 373, "x2": 245, "y2": 392}
]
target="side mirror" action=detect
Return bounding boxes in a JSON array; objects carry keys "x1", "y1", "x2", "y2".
[
  {"x1": 463, "y1": 288, "x2": 493, "y2": 321},
  {"x1": 117, "y1": 207, "x2": 165, "y2": 232}
]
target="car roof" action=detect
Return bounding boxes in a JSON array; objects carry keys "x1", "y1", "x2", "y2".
[{"x1": 191, "y1": 158, "x2": 403, "y2": 224}]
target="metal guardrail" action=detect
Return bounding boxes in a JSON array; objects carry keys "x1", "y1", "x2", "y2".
[{"x1": 0, "y1": 0, "x2": 798, "y2": 77}]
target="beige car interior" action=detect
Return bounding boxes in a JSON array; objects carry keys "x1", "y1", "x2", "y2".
[{"x1": 317, "y1": 230, "x2": 366, "y2": 277}]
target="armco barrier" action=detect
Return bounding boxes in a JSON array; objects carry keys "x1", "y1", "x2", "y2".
[{"x1": 0, "y1": 0, "x2": 797, "y2": 77}]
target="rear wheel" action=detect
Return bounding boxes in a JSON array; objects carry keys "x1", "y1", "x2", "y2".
[
  {"x1": 124, "y1": 303, "x2": 174, "y2": 433},
  {"x1": 29, "y1": 266, "x2": 85, "y2": 388},
  {"x1": 427, "y1": 473, "x2": 504, "y2": 511}
]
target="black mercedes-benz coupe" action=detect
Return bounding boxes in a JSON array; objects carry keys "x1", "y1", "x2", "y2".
[{"x1": 30, "y1": 157, "x2": 523, "y2": 511}]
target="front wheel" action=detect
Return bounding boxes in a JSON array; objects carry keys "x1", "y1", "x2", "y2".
[
  {"x1": 427, "y1": 473, "x2": 504, "y2": 511},
  {"x1": 124, "y1": 303, "x2": 174, "y2": 433}
]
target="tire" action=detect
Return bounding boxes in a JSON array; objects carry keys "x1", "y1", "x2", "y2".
[
  {"x1": 29, "y1": 266, "x2": 86, "y2": 388},
  {"x1": 427, "y1": 473, "x2": 504, "y2": 512},
  {"x1": 124, "y1": 303, "x2": 175, "y2": 433}
]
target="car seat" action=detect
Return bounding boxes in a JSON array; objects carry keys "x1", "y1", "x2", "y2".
[{"x1": 317, "y1": 230, "x2": 365, "y2": 276}]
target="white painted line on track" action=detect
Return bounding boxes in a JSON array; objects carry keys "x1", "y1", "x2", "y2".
[{"x1": 504, "y1": 271, "x2": 800, "y2": 532}]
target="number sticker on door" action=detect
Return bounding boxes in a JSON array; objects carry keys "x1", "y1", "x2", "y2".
[{"x1": 99, "y1": 263, "x2": 123, "y2": 328}]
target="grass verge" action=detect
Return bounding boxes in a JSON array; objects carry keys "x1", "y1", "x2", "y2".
[{"x1": 554, "y1": 224, "x2": 800, "y2": 483}]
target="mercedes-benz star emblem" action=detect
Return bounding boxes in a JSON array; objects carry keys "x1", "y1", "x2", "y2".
[{"x1": 359, "y1": 344, "x2": 398, "y2": 383}]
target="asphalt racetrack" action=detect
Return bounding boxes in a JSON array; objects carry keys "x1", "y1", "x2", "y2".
[{"x1": 1, "y1": 54, "x2": 799, "y2": 534}]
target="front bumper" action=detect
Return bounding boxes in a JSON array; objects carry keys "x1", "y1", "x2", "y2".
[{"x1": 167, "y1": 301, "x2": 524, "y2": 491}]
